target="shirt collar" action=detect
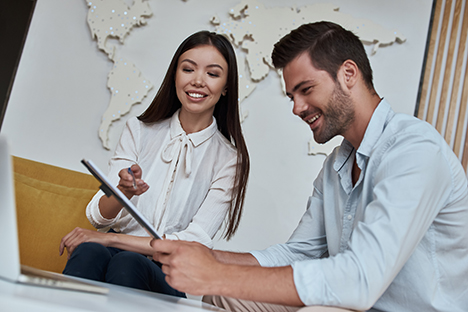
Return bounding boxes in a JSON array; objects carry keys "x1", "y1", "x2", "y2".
[
  {"x1": 356, "y1": 98, "x2": 394, "y2": 157},
  {"x1": 169, "y1": 109, "x2": 218, "y2": 147},
  {"x1": 334, "y1": 98, "x2": 394, "y2": 171}
]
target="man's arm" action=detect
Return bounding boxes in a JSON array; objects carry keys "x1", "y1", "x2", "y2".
[
  {"x1": 151, "y1": 239, "x2": 304, "y2": 306},
  {"x1": 211, "y1": 249, "x2": 259, "y2": 265}
]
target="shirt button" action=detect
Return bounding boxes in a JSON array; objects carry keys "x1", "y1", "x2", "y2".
[{"x1": 347, "y1": 215, "x2": 352, "y2": 220}]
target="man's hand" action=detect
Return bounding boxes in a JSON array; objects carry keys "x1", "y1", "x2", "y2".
[
  {"x1": 151, "y1": 239, "x2": 222, "y2": 296},
  {"x1": 151, "y1": 239, "x2": 303, "y2": 306},
  {"x1": 59, "y1": 227, "x2": 111, "y2": 259}
]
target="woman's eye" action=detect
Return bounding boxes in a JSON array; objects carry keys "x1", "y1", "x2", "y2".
[
  {"x1": 208, "y1": 72, "x2": 220, "y2": 77},
  {"x1": 182, "y1": 68, "x2": 193, "y2": 73}
]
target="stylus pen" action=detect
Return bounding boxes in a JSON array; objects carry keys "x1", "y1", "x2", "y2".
[{"x1": 128, "y1": 167, "x2": 137, "y2": 189}]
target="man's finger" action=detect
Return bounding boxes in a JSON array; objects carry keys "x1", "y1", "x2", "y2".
[
  {"x1": 160, "y1": 263, "x2": 170, "y2": 275},
  {"x1": 151, "y1": 237, "x2": 178, "y2": 252}
]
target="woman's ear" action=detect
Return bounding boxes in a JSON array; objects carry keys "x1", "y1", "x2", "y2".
[{"x1": 222, "y1": 87, "x2": 227, "y2": 96}]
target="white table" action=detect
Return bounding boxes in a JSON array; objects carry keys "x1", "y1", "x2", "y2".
[{"x1": 0, "y1": 277, "x2": 224, "y2": 311}]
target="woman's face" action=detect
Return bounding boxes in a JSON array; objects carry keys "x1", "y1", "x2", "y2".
[{"x1": 175, "y1": 45, "x2": 228, "y2": 127}]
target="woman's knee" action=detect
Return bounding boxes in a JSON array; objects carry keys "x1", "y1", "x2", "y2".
[
  {"x1": 62, "y1": 242, "x2": 112, "y2": 280},
  {"x1": 106, "y1": 253, "x2": 185, "y2": 297},
  {"x1": 64, "y1": 242, "x2": 112, "y2": 267},
  {"x1": 107, "y1": 251, "x2": 148, "y2": 272},
  {"x1": 105, "y1": 252, "x2": 152, "y2": 288},
  {"x1": 73, "y1": 242, "x2": 110, "y2": 258}
]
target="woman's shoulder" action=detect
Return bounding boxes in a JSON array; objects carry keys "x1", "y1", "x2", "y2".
[
  {"x1": 126, "y1": 116, "x2": 171, "y2": 132},
  {"x1": 124, "y1": 116, "x2": 140, "y2": 128},
  {"x1": 212, "y1": 130, "x2": 237, "y2": 156}
]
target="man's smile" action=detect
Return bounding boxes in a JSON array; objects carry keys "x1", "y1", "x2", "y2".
[{"x1": 306, "y1": 113, "x2": 322, "y2": 125}]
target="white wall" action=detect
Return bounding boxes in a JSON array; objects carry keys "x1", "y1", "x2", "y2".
[{"x1": 2, "y1": 0, "x2": 433, "y2": 252}]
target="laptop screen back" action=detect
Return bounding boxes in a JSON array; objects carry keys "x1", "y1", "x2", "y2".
[{"x1": 0, "y1": 135, "x2": 21, "y2": 282}]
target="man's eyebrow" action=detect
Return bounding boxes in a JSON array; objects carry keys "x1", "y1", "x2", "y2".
[
  {"x1": 293, "y1": 81, "x2": 312, "y2": 93},
  {"x1": 286, "y1": 80, "x2": 312, "y2": 97}
]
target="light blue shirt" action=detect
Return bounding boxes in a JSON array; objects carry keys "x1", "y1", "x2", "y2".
[{"x1": 251, "y1": 99, "x2": 468, "y2": 311}]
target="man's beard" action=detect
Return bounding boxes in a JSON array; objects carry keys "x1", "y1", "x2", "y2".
[{"x1": 313, "y1": 81, "x2": 355, "y2": 144}]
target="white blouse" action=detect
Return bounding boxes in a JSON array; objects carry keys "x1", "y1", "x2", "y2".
[{"x1": 86, "y1": 110, "x2": 237, "y2": 248}]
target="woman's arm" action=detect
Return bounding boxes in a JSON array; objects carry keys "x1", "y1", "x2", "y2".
[{"x1": 59, "y1": 227, "x2": 155, "y2": 258}]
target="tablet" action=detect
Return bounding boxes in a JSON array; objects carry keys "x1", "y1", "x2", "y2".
[{"x1": 81, "y1": 159, "x2": 162, "y2": 240}]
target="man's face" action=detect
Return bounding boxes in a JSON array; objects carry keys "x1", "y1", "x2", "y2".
[{"x1": 283, "y1": 52, "x2": 355, "y2": 144}]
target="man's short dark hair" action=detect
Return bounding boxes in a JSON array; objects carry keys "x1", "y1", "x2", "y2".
[{"x1": 272, "y1": 21, "x2": 374, "y2": 90}]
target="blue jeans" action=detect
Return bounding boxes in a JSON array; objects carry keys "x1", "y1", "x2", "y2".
[{"x1": 62, "y1": 241, "x2": 185, "y2": 298}]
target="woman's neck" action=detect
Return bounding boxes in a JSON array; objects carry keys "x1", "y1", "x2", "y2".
[{"x1": 178, "y1": 109, "x2": 214, "y2": 134}]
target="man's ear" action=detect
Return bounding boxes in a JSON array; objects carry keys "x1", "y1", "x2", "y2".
[{"x1": 341, "y1": 60, "x2": 358, "y2": 88}]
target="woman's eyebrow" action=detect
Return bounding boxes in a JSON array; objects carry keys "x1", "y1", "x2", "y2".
[
  {"x1": 180, "y1": 59, "x2": 224, "y2": 71},
  {"x1": 180, "y1": 58, "x2": 197, "y2": 66},
  {"x1": 207, "y1": 64, "x2": 224, "y2": 71}
]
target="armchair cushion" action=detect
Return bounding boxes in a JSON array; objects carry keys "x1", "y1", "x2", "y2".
[{"x1": 13, "y1": 157, "x2": 100, "y2": 273}]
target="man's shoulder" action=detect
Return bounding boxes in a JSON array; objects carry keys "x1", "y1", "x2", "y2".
[
  {"x1": 383, "y1": 112, "x2": 442, "y2": 145},
  {"x1": 375, "y1": 112, "x2": 463, "y2": 175}
]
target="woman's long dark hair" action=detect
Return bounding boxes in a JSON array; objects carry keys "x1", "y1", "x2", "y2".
[{"x1": 138, "y1": 31, "x2": 249, "y2": 240}]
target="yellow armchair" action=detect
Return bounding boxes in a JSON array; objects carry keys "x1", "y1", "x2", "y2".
[{"x1": 13, "y1": 156, "x2": 100, "y2": 273}]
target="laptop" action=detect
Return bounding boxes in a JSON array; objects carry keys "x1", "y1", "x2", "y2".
[
  {"x1": 0, "y1": 135, "x2": 109, "y2": 294},
  {"x1": 81, "y1": 158, "x2": 162, "y2": 240}
]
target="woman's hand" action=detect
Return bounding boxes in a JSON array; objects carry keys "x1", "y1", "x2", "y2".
[
  {"x1": 117, "y1": 164, "x2": 149, "y2": 198},
  {"x1": 97, "y1": 164, "x2": 149, "y2": 219},
  {"x1": 59, "y1": 227, "x2": 112, "y2": 259}
]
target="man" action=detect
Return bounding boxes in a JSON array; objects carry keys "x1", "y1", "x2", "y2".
[{"x1": 151, "y1": 21, "x2": 468, "y2": 312}]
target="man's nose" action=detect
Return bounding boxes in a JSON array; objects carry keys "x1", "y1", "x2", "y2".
[{"x1": 292, "y1": 97, "x2": 307, "y2": 116}]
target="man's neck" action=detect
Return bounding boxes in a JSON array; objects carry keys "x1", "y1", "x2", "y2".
[{"x1": 343, "y1": 92, "x2": 382, "y2": 150}]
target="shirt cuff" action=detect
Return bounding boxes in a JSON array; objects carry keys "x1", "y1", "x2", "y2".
[
  {"x1": 89, "y1": 194, "x2": 120, "y2": 226},
  {"x1": 165, "y1": 230, "x2": 214, "y2": 249},
  {"x1": 292, "y1": 259, "x2": 341, "y2": 306},
  {"x1": 250, "y1": 250, "x2": 274, "y2": 267}
]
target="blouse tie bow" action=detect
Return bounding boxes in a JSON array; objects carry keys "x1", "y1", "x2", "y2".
[{"x1": 161, "y1": 133, "x2": 194, "y2": 176}]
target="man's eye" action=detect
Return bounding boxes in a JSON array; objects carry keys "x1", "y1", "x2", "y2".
[{"x1": 302, "y1": 86, "x2": 311, "y2": 93}]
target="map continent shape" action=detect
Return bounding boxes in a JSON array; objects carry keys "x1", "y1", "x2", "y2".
[
  {"x1": 216, "y1": 0, "x2": 406, "y2": 82},
  {"x1": 100, "y1": 58, "x2": 154, "y2": 149},
  {"x1": 85, "y1": 0, "x2": 152, "y2": 59},
  {"x1": 85, "y1": 0, "x2": 154, "y2": 150}
]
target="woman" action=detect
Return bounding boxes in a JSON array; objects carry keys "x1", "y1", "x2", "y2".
[{"x1": 59, "y1": 30, "x2": 249, "y2": 297}]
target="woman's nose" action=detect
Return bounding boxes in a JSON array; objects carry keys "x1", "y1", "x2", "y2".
[{"x1": 192, "y1": 72, "x2": 205, "y2": 87}]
